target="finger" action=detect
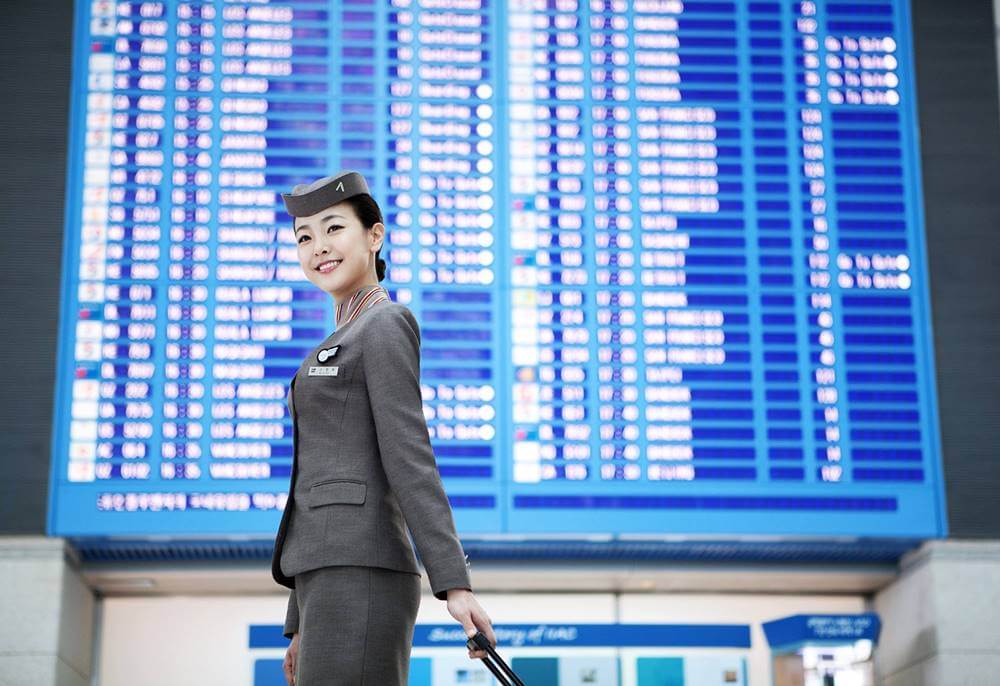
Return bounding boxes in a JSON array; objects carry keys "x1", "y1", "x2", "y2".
[
  {"x1": 459, "y1": 613, "x2": 478, "y2": 640},
  {"x1": 472, "y1": 610, "x2": 497, "y2": 648}
]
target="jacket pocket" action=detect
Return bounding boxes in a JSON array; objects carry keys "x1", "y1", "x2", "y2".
[{"x1": 308, "y1": 479, "x2": 366, "y2": 507}]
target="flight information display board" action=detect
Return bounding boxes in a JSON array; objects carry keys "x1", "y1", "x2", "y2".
[{"x1": 49, "y1": 0, "x2": 947, "y2": 540}]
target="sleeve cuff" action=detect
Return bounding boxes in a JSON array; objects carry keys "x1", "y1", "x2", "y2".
[{"x1": 429, "y1": 553, "x2": 473, "y2": 600}]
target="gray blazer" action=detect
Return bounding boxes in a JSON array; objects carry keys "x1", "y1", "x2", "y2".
[{"x1": 271, "y1": 294, "x2": 472, "y2": 638}]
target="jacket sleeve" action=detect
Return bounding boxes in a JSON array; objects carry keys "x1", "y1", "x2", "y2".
[
  {"x1": 363, "y1": 304, "x2": 473, "y2": 601},
  {"x1": 283, "y1": 589, "x2": 299, "y2": 639}
]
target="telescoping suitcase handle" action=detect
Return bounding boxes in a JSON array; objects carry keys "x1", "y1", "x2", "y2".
[{"x1": 466, "y1": 631, "x2": 525, "y2": 686}]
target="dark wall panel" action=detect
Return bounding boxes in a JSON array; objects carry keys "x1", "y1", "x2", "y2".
[
  {"x1": 0, "y1": 1, "x2": 73, "y2": 534},
  {"x1": 912, "y1": 0, "x2": 1000, "y2": 537}
]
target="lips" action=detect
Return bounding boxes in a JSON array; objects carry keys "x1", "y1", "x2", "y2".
[{"x1": 315, "y1": 259, "x2": 342, "y2": 273}]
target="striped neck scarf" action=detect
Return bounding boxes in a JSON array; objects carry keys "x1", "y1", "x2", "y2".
[{"x1": 336, "y1": 284, "x2": 390, "y2": 327}]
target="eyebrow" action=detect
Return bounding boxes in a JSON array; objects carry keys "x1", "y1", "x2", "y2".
[{"x1": 294, "y1": 213, "x2": 346, "y2": 235}]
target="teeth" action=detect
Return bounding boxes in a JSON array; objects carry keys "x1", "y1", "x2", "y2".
[{"x1": 317, "y1": 260, "x2": 341, "y2": 271}]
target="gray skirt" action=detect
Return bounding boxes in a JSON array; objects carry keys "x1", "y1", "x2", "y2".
[{"x1": 294, "y1": 565, "x2": 422, "y2": 685}]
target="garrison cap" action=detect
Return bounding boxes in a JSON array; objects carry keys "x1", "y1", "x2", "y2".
[{"x1": 281, "y1": 170, "x2": 371, "y2": 217}]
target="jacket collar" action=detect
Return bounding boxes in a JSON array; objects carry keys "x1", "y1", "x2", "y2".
[{"x1": 335, "y1": 283, "x2": 386, "y2": 326}]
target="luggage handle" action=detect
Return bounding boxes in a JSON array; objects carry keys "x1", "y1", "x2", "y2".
[{"x1": 466, "y1": 630, "x2": 525, "y2": 686}]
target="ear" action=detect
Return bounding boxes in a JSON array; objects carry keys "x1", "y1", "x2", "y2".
[{"x1": 370, "y1": 222, "x2": 386, "y2": 252}]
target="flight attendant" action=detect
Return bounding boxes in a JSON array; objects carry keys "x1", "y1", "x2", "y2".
[{"x1": 271, "y1": 170, "x2": 496, "y2": 685}]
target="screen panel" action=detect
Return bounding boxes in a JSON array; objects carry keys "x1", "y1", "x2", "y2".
[{"x1": 49, "y1": 0, "x2": 946, "y2": 539}]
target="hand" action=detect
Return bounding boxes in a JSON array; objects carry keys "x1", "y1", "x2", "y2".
[
  {"x1": 446, "y1": 588, "x2": 496, "y2": 660},
  {"x1": 283, "y1": 633, "x2": 299, "y2": 685}
]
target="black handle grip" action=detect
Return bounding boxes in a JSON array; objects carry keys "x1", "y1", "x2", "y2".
[{"x1": 466, "y1": 631, "x2": 525, "y2": 686}]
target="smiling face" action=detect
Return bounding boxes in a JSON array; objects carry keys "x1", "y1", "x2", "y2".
[{"x1": 293, "y1": 200, "x2": 385, "y2": 303}]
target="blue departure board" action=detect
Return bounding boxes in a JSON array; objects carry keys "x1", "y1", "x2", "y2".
[{"x1": 49, "y1": 0, "x2": 947, "y2": 540}]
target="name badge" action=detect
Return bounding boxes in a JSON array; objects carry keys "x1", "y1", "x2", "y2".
[{"x1": 308, "y1": 365, "x2": 339, "y2": 377}]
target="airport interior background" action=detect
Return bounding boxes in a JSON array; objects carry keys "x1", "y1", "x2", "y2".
[{"x1": 1, "y1": 0, "x2": 1000, "y2": 684}]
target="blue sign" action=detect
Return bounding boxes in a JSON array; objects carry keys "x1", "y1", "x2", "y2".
[
  {"x1": 413, "y1": 623, "x2": 752, "y2": 649},
  {"x1": 762, "y1": 613, "x2": 881, "y2": 648}
]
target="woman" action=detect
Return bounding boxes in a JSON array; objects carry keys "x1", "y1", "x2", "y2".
[{"x1": 270, "y1": 170, "x2": 496, "y2": 685}]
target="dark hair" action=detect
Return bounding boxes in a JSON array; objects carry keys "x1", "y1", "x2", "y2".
[{"x1": 344, "y1": 193, "x2": 387, "y2": 282}]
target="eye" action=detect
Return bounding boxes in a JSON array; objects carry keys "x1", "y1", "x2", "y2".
[
  {"x1": 297, "y1": 234, "x2": 309, "y2": 244},
  {"x1": 326, "y1": 224, "x2": 343, "y2": 233}
]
